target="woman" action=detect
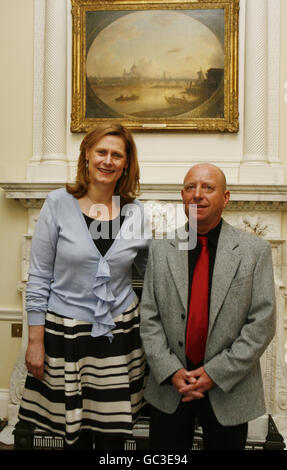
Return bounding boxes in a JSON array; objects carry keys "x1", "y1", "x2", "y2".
[{"x1": 17, "y1": 124, "x2": 150, "y2": 450}]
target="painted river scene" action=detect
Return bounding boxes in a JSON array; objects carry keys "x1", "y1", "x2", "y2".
[{"x1": 86, "y1": 9, "x2": 225, "y2": 119}]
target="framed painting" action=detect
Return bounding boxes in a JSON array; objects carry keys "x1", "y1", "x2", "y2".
[{"x1": 71, "y1": 0, "x2": 239, "y2": 133}]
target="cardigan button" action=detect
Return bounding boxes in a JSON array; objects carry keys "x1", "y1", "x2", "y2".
[
  {"x1": 181, "y1": 314, "x2": 185, "y2": 320},
  {"x1": 178, "y1": 341, "x2": 183, "y2": 347}
]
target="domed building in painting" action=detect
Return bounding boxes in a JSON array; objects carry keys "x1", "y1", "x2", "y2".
[{"x1": 123, "y1": 62, "x2": 141, "y2": 80}]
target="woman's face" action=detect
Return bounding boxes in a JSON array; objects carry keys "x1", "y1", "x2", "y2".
[{"x1": 86, "y1": 135, "x2": 128, "y2": 190}]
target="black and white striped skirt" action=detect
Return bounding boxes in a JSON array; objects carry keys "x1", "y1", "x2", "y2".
[{"x1": 18, "y1": 298, "x2": 146, "y2": 445}]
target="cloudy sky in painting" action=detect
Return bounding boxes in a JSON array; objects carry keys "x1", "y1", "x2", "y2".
[{"x1": 86, "y1": 11, "x2": 224, "y2": 79}]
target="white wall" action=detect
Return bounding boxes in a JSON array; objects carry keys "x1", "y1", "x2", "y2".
[{"x1": 0, "y1": 0, "x2": 33, "y2": 392}]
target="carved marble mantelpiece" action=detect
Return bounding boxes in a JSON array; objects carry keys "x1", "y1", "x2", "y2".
[
  {"x1": 0, "y1": 181, "x2": 287, "y2": 446},
  {"x1": 3, "y1": 182, "x2": 287, "y2": 207}
]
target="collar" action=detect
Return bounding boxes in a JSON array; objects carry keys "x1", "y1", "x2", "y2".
[
  {"x1": 188, "y1": 219, "x2": 222, "y2": 249},
  {"x1": 202, "y1": 219, "x2": 222, "y2": 248}
]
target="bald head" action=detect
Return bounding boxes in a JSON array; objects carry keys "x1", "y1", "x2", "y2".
[
  {"x1": 184, "y1": 163, "x2": 227, "y2": 193},
  {"x1": 181, "y1": 163, "x2": 230, "y2": 233}
]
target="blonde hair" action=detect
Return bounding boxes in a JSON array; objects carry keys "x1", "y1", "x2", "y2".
[{"x1": 66, "y1": 124, "x2": 140, "y2": 205}]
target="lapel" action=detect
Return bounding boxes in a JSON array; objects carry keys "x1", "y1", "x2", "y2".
[
  {"x1": 165, "y1": 220, "x2": 241, "y2": 320},
  {"x1": 166, "y1": 225, "x2": 189, "y2": 311},
  {"x1": 208, "y1": 220, "x2": 241, "y2": 334}
]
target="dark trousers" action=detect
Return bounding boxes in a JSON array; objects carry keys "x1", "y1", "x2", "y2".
[{"x1": 149, "y1": 395, "x2": 248, "y2": 450}]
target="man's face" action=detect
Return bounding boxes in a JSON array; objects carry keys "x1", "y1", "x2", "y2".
[{"x1": 181, "y1": 165, "x2": 230, "y2": 234}]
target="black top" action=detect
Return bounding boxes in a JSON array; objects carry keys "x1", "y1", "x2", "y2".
[{"x1": 83, "y1": 213, "x2": 125, "y2": 257}]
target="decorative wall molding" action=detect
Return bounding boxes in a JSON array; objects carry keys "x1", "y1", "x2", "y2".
[
  {"x1": 28, "y1": 0, "x2": 68, "y2": 182},
  {"x1": 2, "y1": 182, "x2": 287, "y2": 209},
  {"x1": 240, "y1": 0, "x2": 283, "y2": 184},
  {"x1": 0, "y1": 310, "x2": 22, "y2": 322}
]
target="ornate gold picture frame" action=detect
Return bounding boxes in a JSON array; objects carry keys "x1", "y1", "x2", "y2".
[{"x1": 71, "y1": 0, "x2": 239, "y2": 133}]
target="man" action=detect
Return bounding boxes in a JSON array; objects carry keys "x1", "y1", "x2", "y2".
[{"x1": 140, "y1": 163, "x2": 276, "y2": 450}]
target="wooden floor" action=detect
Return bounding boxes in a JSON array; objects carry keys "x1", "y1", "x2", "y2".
[{"x1": 0, "y1": 442, "x2": 14, "y2": 450}]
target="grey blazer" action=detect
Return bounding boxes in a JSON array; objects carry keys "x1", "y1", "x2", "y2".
[{"x1": 140, "y1": 220, "x2": 276, "y2": 425}]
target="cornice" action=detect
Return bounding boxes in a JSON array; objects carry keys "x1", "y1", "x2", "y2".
[{"x1": 1, "y1": 182, "x2": 287, "y2": 210}]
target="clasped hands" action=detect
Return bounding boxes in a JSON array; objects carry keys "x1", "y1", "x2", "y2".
[{"x1": 171, "y1": 367, "x2": 214, "y2": 402}]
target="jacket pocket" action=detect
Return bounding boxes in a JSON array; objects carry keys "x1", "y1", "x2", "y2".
[{"x1": 229, "y1": 274, "x2": 252, "y2": 289}]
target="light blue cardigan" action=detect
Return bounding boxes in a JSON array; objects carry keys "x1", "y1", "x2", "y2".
[{"x1": 26, "y1": 188, "x2": 151, "y2": 338}]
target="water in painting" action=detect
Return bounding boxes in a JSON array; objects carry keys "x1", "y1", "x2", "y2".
[{"x1": 86, "y1": 9, "x2": 224, "y2": 119}]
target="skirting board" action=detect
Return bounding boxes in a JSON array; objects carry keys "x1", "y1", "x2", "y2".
[{"x1": 0, "y1": 390, "x2": 9, "y2": 420}]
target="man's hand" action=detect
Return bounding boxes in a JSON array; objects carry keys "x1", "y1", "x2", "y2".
[
  {"x1": 171, "y1": 368, "x2": 205, "y2": 402},
  {"x1": 179, "y1": 367, "x2": 215, "y2": 402}
]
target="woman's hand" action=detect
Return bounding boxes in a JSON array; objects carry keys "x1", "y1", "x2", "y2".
[{"x1": 25, "y1": 326, "x2": 45, "y2": 380}]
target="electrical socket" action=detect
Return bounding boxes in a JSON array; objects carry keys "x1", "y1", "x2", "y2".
[{"x1": 11, "y1": 323, "x2": 22, "y2": 338}]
